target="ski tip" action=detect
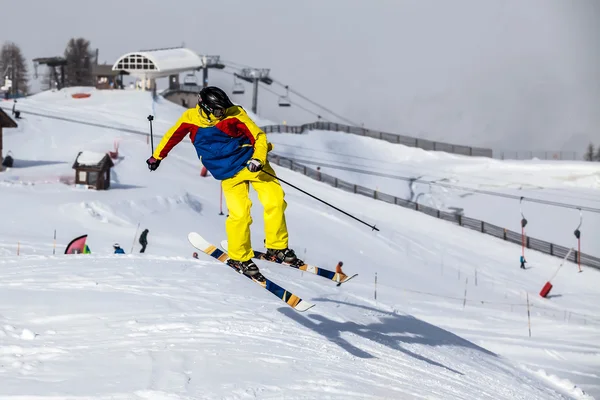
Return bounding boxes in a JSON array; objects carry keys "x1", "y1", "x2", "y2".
[
  {"x1": 294, "y1": 300, "x2": 316, "y2": 312},
  {"x1": 188, "y1": 232, "x2": 210, "y2": 249}
]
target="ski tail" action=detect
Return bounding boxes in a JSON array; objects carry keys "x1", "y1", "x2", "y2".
[{"x1": 220, "y1": 239, "x2": 357, "y2": 285}]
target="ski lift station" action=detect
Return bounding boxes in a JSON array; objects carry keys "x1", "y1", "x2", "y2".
[
  {"x1": 112, "y1": 47, "x2": 225, "y2": 106},
  {"x1": 112, "y1": 47, "x2": 203, "y2": 90}
]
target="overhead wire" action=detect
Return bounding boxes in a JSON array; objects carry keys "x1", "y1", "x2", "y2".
[
  {"x1": 219, "y1": 59, "x2": 360, "y2": 126},
  {"x1": 270, "y1": 78, "x2": 360, "y2": 126},
  {"x1": 216, "y1": 61, "x2": 600, "y2": 212},
  {"x1": 217, "y1": 67, "x2": 327, "y2": 120},
  {"x1": 271, "y1": 154, "x2": 600, "y2": 214},
  {"x1": 267, "y1": 141, "x2": 600, "y2": 205}
]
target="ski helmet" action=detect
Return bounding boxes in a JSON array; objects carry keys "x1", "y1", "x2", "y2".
[
  {"x1": 113, "y1": 243, "x2": 120, "y2": 248},
  {"x1": 198, "y1": 86, "x2": 233, "y2": 118}
]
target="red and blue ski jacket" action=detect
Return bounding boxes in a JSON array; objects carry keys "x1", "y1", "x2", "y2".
[{"x1": 153, "y1": 105, "x2": 271, "y2": 180}]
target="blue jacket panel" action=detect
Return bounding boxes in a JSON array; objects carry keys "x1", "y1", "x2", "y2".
[{"x1": 193, "y1": 126, "x2": 253, "y2": 180}]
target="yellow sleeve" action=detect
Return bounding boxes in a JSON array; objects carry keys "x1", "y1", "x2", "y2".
[
  {"x1": 153, "y1": 109, "x2": 197, "y2": 160},
  {"x1": 235, "y1": 110, "x2": 269, "y2": 164}
]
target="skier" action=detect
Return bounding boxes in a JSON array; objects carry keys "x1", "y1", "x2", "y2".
[
  {"x1": 146, "y1": 86, "x2": 303, "y2": 277},
  {"x1": 113, "y1": 243, "x2": 125, "y2": 254},
  {"x1": 139, "y1": 229, "x2": 149, "y2": 253},
  {"x1": 520, "y1": 255, "x2": 526, "y2": 269},
  {"x1": 192, "y1": 252, "x2": 199, "y2": 259}
]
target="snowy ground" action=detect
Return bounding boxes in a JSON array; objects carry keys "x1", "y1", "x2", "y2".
[
  {"x1": 269, "y1": 131, "x2": 600, "y2": 257},
  {"x1": 0, "y1": 88, "x2": 599, "y2": 399}
]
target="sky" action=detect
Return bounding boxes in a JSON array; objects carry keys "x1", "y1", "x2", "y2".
[{"x1": 1, "y1": 0, "x2": 599, "y2": 152}]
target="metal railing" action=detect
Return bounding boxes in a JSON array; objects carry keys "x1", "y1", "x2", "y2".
[
  {"x1": 262, "y1": 121, "x2": 493, "y2": 158},
  {"x1": 268, "y1": 153, "x2": 600, "y2": 270},
  {"x1": 493, "y1": 150, "x2": 582, "y2": 161}
]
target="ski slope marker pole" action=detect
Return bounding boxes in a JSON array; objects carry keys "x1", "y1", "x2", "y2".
[
  {"x1": 219, "y1": 186, "x2": 224, "y2": 215},
  {"x1": 462, "y1": 278, "x2": 468, "y2": 309},
  {"x1": 574, "y1": 208, "x2": 582, "y2": 272},
  {"x1": 131, "y1": 222, "x2": 140, "y2": 254},
  {"x1": 520, "y1": 197, "x2": 528, "y2": 258},
  {"x1": 53, "y1": 229, "x2": 56, "y2": 255},
  {"x1": 374, "y1": 272, "x2": 378, "y2": 301},
  {"x1": 526, "y1": 293, "x2": 532, "y2": 337},
  {"x1": 262, "y1": 169, "x2": 379, "y2": 231}
]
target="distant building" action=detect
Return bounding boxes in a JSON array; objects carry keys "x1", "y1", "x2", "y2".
[
  {"x1": 0, "y1": 108, "x2": 18, "y2": 170},
  {"x1": 93, "y1": 64, "x2": 128, "y2": 90},
  {"x1": 72, "y1": 151, "x2": 114, "y2": 190}
]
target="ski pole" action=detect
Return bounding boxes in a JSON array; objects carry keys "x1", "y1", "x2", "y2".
[
  {"x1": 147, "y1": 115, "x2": 155, "y2": 153},
  {"x1": 261, "y1": 169, "x2": 379, "y2": 231},
  {"x1": 130, "y1": 222, "x2": 141, "y2": 253}
]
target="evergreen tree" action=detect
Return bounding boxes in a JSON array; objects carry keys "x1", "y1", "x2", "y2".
[
  {"x1": 64, "y1": 38, "x2": 94, "y2": 87},
  {"x1": 0, "y1": 42, "x2": 29, "y2": 96}
]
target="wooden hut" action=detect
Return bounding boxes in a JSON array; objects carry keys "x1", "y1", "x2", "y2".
[
  {"x1": 72, "y1": 151, "x2": 114, "y2": 190},
  {"x1": 0, "y1": 108, "x2": 18, "y2": 169}
]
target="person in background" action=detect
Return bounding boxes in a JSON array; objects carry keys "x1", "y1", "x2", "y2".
[
  {"x1": 113, "y1": 243, "x2": 125, "y2": 254},
  {"x1": 139, "y1": 229, "x2": 149, "y2": 253},
  {"x1": 520, "y1": 255, "x2": 527, "y2": 269}
]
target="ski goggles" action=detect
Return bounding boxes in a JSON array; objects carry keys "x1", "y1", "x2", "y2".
[{"x1": 198, "y1": 99, "x2": 225, "y2": 118}]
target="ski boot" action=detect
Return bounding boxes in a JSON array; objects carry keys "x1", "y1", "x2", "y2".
[
  {"x1": 265, "y1": 248, "x2": 305, "y2": 266},
  {"x1": 227, "y1": 259, "x2": 261, "y2": 278}
]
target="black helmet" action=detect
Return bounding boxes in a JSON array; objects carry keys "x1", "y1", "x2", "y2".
[{"x1": 198, "y1": 86, "x2": 233, "y2": 118}]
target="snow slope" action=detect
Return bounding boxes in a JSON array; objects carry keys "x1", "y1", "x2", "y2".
[
  {"x1": 269, "y1": 130, "x2": 600, "y2": 257},
  {"x1": 1, "y1": 89, "x2": 599, "y2": 399}
]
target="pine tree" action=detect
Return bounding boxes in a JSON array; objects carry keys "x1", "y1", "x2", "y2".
[
  {"x1": 64, "y1": 38, "x2": 94, "y2": 87},
  {"x1": 584, "y1": 143, "x2": 595, "y2": 161},
  {"x1": 595, "y1": 145, "x2": 600, "y2": 162},
  {"x1": 0, "y1": 42, "x2": 29, "y2": 96}
]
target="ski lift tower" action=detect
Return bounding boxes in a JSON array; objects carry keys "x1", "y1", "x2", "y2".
[
  {"x1": 200, "y1": 55, "x2": 225, "y2": 88},
  {"x1": 234, "y1": 68, "x2": 272, "y2": 114},
  {"x1": 32, "y1": 57, "x2": 67, "y2": 90}
]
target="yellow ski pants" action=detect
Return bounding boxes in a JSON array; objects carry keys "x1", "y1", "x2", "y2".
[{"x1": 222, "y1": 162, "x2": 288, "y2": 261}]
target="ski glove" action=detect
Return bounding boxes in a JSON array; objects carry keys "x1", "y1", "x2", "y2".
[
  {"x1": 247, "y1": 158, "x2": 263, "y2": 173},
  {"x1": 146, "y1": 156, "x2": 161, "y2": 171}
]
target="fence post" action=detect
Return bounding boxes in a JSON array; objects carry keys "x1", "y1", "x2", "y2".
[
  {"x1": 503, "y1": 229, "x2": 507, "y2": 240},
  {"x1": 458, "y1": 215, "x2": 462, "y2": 226},
  {"x1": 374, "y1": 191, "x2": 377, "y2": 199},
  {"x1": 550, "y1": 243, "x2": 553, "y2": 255},
  {"x1": 334, "y1": 178, "x2": 338, "y2": 187},
  {"x1": 526, "y1": 237, "x2": 530, "y2": 248},
  {"x1": 437, "y1": 209, "x2": 440, "y2": 218},
  {"x1": 303, "y1": 166, "x2": 307, "y2": 175},
  {"x1": 481, "y1": 221, "x2": 484, "y2": 233},
  {"x1": 526, "y1": 293, "x2": 532, "y2": 337},
  {"x1": 462, "y1": 278, "x2": 468, "y2": 308},
  {"x1": 353, "y1": 185, "x2": 357, "y2": 193}
]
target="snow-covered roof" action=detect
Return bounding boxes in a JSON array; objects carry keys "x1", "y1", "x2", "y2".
[
  {"x1": 73, "y1": 151, "x2": 113, "y2": 170},
  {"x1": 112, "y1": 47, "x2": 203, "y2": 79},
  {"x1": 76, "y1": 151, "x2": 107, "y2": 166}
]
